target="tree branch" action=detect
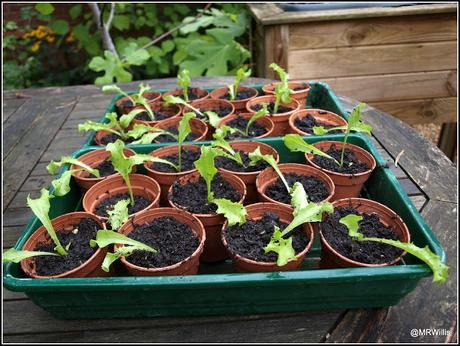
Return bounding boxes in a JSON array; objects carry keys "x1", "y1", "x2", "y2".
[
  {"x1": 89, "y1": 2, "x2": 119, "y2": 58},
  {"x1": 106, "y1": 3, "x2": 116, "y2": 30}
]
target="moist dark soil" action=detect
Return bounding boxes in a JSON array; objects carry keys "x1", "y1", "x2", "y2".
[
  {"x1": 215, "y1": 150, "x2": 270, "y2": 173},
  {"x1": 294, "y1": 114, "x2": 343, "y2": 135},
  {"x1": 223, "y1": 212, "x2": 309, "y2": 262},
  {"x1": 225, "y1": 115, "x2": 268, "y2": 139},
  {"x1": 253, "y1": 102, "x2": 293, "y2": 114},
  {"x1": 98, "y1": 133, "x2": 134, "y2": 146},
  {"x1": 150, "y1": 148, "x2": 200, "y2": 173},
  {"x1": 173, "y1": 88, "x2": 206, "y2": 101},
  {"x1": 195, "y1": 105, "x2": 233, "y2": 120},
  {"x1": 154, "y1": 126, "x2": 198, "y2": 143},
  {"x1": 94, "y1": 193, "x2": 151, "y2": 218},
  {"x1": 292, "y1": 83, "x2": 310, "y2": 91},
  {"x1": 33, "y1": 218, "x2": 100, "y2": 276},
  {"x1": 125, "y1": 216, "x2": 200, "y2": 269},
  {"x1": 219, "y1": 89, "x2": 256, "y2": 101},
  {"x1": 86, "y1": 159, "x2": 116, "y2": 178},
  {"x1": 117, "y1": 93, "x2": 159, "y2": 113},
  {"x1": 170, "y1": 173, "x2": 241, "y2": 214},
  {"x1": 312, "y1": 144, "x2": 369, "y2": 174},
  {"x1": 320, "y1": 205, "x2": 403, "y2": 264},
  {"x1": 265, "y1": 172, "x2": 329, "y2": 204},
  {"x1": 133, "y1": 106, "x2": 176, "y2": 122}
]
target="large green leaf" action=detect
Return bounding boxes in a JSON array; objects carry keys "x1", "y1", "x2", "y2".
[
  {"x1": 51, "y1": 20, "x2": 69, "y2": 35},
  {"x1": 113, "y1": 15, "x2": 130, "y2": 31},
  {"x1": 89, "y1": 51, "x2": 133, "y2": 85},
  {"x1": 35, "y1": 3, "x2": 54, "y2": 15},
  {"x1": 122, "y1": 42, "x2": 150, "y2": 66}
]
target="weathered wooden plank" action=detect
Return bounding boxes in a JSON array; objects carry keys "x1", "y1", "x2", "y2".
[
  {"x1": 39, "y1": 146, "x2": 83, "y2": 163},
  {"x1": 3, "y1": 226, "x2": 25, "y2": 248},
  {"x1": 249, "y1": 3, "x2": 457, "y2": 25},
  {"x1": 438, "y1": 123, "x2": 457, "y2": 161},
  {"x1": 410, "y1": 195, "x2": 427, "y2": 212},
  {"x1": 3, "y1": 96, "x2": 77, "y2": 209},
  {"x1": 288, "y1": 41, "x2": 457, "y2": 79},
  {"x1": 29, "y1": 162, "x2": 51, "y2": 177},
  {"x1": 289, "y1": 13, "x2": 457, "y2": 50},
  {"x1": 8, "y1": 191, "x2": 33, "y2": 209},
  {"x1": 46, "y1": 135, "x2": 88, "y2": 151},
  {"x1": 67, "y1": 109, "x2": 106, "y2": 120},
  {"x1": 302, "y1": 70, "x2": 457, "y2": 103},
  {"x1": 19, "y1": 175, "x2": 53, "y2": 192},
  {"x1": 399, "y1": 178, "x2": 424, "y2": 196},
  {"x1": 264, "y1": 25, "x2": 289, "y2": 79},
  {"x1": 2, "y1": 299, "x2": 340, "y2": 342},
  {"x1": 3, "y1": 208, "x2": 32, "y2": 227},
  {"x1": 3, "y1": 288, "x2": 28, "y2": 301},
  {"x1": 3, "y1": 98, "x2": 26, "y2": 123},
  {"x1": 370, "y1": 97, "x2": 457, "y2": 125}
]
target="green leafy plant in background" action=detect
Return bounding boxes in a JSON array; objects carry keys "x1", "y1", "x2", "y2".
[{"x1": 339, "y1": 214, "x2": 449, "y2": 284}]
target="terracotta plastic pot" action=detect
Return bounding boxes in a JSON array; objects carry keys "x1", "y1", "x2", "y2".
[
  {"x1": 256, "y1": 163, "x2": 335, "y2": 206},
  {"x1": 209, "y1": 86, "x2": 259, "y2": 111},
  {"x1": 217, "y1": 112, "x2": 275, "y2": 139},
  {"x1": 319, "y1": 197, "x2": 411, "y2": 269},
  {"x1": 221, "y1": 203, "x2": 315, "y2": 272},
  {"x1": 304, "y1": 141, "x2": 377, "y2": 201},
  {"x1": 20, "y1": 212, "x2": 108, "y2": 279},
  {"x1": 162, "y1": 87, "x2": 209, "y2": 103},
  {"x1": 187, "y1": 98, "x2": 236, "y2": 140},
  {"x1": 143, "y1": 144, "x2": 201, "y2": 205},
  {"x1": 83, "y1": 173, "x2": 161, "y2": 222},
  {"x1": 115, "y1": 91, "x2": 161, "y2": 115},
  {"x1": 246, "y1": 95, "x2": 300, "y2": 136},
  {"x1": 131, "y1": 101, "x2": 182, "y2": 127},
  {"x1": 289, "y1": 108, "x2": 348, "y2": 136},
  {"x1": 167, "y1": 170, "x2": 247, "y2": 263},
  {"x1": 216, "y1": 140, "x2": 279, "y2": 204},
  {"x1": 71, "y1": 148, "x2": 136, "y2": 192},
  {"x1": 262, "y1": 81, "x2": 311, "y2": 108},
  {"x1": 117, "y1": 208, "x2": 206, "y2": 276},
  {"x1": 154, "y1": 116, "x2": 208, "y2": 143},
  {"x1": 93, "y1": 130, "x2": 120, "y2": 146}
]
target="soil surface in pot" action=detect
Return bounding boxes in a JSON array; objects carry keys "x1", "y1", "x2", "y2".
[
  {"x1": 292, "y1": 83, "x2": 310, "y2": 91},
  {"x1": 320, "y1": 205, "x2": 403, "y2": 264},
  {"x1": 94, "y1": 193, "x2": 152, "y2": 218},
  {"x1": 98, "y1": 133, "x2": 134, "y2": 146},
  {"x1": 170, "y1": 173, "x2": 241, "y2": 214},
  {"x1": 215, "y1": 150, "x2": 270, "y2": 173},
  {"x1": 150, "y1": 148, "x2": 200, "y2": 173},
  {"x1": 195, "y1": 105, "x2": 232, "y2": 119},
  {"x1": 33, "y1": 218, "x2": 100, "y2": 276},
  {"x1": 253, "y1": 102, "x2": 292, "y2": 114},
  {"x1": 154, "y1": 126, "x2": 198, "y2": 143},
  {"x1": 312, "y1": 144, "x2": 369, "y2": 174},
  {"x1": 174, "y1": 88, "x2": 205, "y2": 101},
  {"x1": 126, "y1": 216, "x2": 199, "y2": 268},
  {"x1": 265, "y1": 172, "x2": 329, "y2": 204},
  {"x1": 294, "y1": 114, "x2": 342, "y2": 134},
  {"x1": 224, "y1": 116, "x2": 268, "y2": 139},
  {"x1": 133, "y1": 108, "x2": 175, "y2": 122},
  {"x1": 87, "y1": 159, "x2": 116, "y2": 178},
  {"x1": 219, "y1": 89, "x2": 256, "y2": 101},
  {"x1": 223, "y1": 212, "x2": 309, "y2": 262}
]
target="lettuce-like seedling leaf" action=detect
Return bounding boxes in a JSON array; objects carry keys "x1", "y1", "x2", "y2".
[
  {"x1": 290, "y1": 182, "x2": 309, "y2": 213},
  {"x1": 213, "y1": 198, "x2": 247, "y2": 227},
  {"x1": 107, "y1": 199, "x2": 130, "y2": 231},
  {"x1": 127, "y1": 123, "x2": 176, "y2": 144},
  {"x1": 264, "y1": 226, "x2": 297, "y2": 266},
  {"x1": 211, "y1": 128, "x2": 244, "y2": 166},
  {"x1": 164, "y1": 95, "x2": 204, "y2": 116},
  {"x1": 204, "y1": 111, "x2": 221, "y2": 128},
  {"x1": 283, "y1": 134, "x2": 339, "y2": 165},
  {"x1": 194, "y1": 146, "x2": 218, "y2": 202},
  {"x1": 2, "y1": 247, "x2": 60, "y2": 263},
  {"x1": 248, "y1": 147, "x2": 290, "y2": 192},
  {"x1": 51, "y1": 169, "x2": 85, "y2": 197},
  {"x1": 177, "y1": 112, "x2": 196, "y2": 171},
  {"x1": 47, "y1": 156, "x2": 99, "y2": 177},
  {"x1": 119, "y1": 108, "x2": 148, "y2": 129},
  {"x1": 27, "y1": 189, "x2": 67, "y2": 256},
  {"x1": 245, "y1": 103, "x2": 268, "y2": 136},
  {"x1": 178, "y1": 69, "x2": 191, "y2": 102},
  {"x1": 228, "y1": 67, "x2": 251, "y2": 100},
  {"x1": 89, "y1": 229, "x2": 158, "y2": 272},
  {"x1": 102, "y1": 84, "x2": 134, "y2": 105},
  {"x1": 340, "y1": 214, "x2": 449, "y2": 284},
  {"x1": 269, "y1": 63, "x2": 293, "y2": 113}
]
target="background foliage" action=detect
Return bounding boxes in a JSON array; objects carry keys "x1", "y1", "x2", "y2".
[{"x1": 3, "y1": 3, "x2": 251, "y2": 90}]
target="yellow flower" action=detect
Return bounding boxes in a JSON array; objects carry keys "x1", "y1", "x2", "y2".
[
  {"x1": 46, "y1": 35, "x2": 55, "y2": 43},
  {"x1": 31, "y1": 41, "x2": 41, "y2": 52},
  {"x1": 65, "y1": 31, "x2": 75, "y2": 43}
]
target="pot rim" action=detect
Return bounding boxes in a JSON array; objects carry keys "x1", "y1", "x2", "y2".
[
  {"x1": 263, "y1": 81, "x2": 311, "y2": 94},
  {"x1": 210, "y1": 85, "x2": 259, "y2": 103},
  {"x1": 246, "y1": 95, "x2": 300, "y2": 116},
  {"x1": 217, "y1": 112, "x2": 275, "y2": 139},
  {"x1": 288, "y1": 108, "x2": 348, "y2": 136}
]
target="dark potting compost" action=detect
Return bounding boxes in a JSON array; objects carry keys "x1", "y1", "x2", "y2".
[
  {"x1": 150, "y1": 148, "x2": 200, "y2": 173},
  {"x1": 219, "y1": 89, "x2": 256, "y2": 101},
  {"x1": 87, "y1": 159, "x2": 116, "y2": 178},
  {"x1": 215, "y1": 150, "x2": 270, "y2": 173},
  {"x1": 224, "y1": 212, "x2": 309, "y2": 262},
  {"x1": 94, "y1": 193, "x2": 152, "y2": 218},
  {"x1": 126, "y1": 216, "x2": 199, "y2": 268},
  {"x1": 133, "y1": 107, "x2": 176, "y2": 122},
  {"x1": 225, "y1": 116, "x2": 268, "y2": 139},
  {"x1": 98, "y1": 133, "x2": 134, "y2": 146},
  {"x1": 154, "y1": 127, "x2": 198, "y2": 143},
  {"x1": 312, "y1": 145, "x2": 369, "y2": 174},
  {"x1": 294, "y1": 114, "x2": 342, "y2": 134},
  {"x1": 33, "y1": 218, "x2": 100, "y2": 276},
  {"x1": 253, "y1": 102, "x2": 293, "y2": 114},
  {"x1": 170, "y1": 173, "x2": 241, "y2": 214},
  {"x1": 320, "y1": 205, "x2": 403, "y2": 264},
  {"x1": 195, "y1": 106, "x2": 232, "y2": 119}
]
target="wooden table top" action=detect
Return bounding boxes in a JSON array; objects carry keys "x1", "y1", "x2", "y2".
[{"x1": 3, "y1": 77, "x2": 457, "y2": 343}]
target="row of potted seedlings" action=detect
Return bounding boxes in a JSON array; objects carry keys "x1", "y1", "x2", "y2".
[
  {"x1": 3, "y1": 110, "x2": 447, "y2": 282},
  {"x1": 3, "y1": 69, "x2": 447, "y2": 284}
]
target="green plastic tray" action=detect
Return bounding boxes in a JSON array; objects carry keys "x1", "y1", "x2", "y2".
[
  {"x1": 3, "y1": 134, "x2": 445, "y2": 319},
  {"x1": 80, "y1": 81, "x2": 350, "y2": 148}
]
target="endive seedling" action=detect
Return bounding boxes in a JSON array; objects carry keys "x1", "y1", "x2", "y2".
[
  {"x1": 164, "y1": 94, "x2": 221, "y2": 128},
  {"x1": 283, "y1": 134, "x2": 339, "y2": 165},
  {"x1": 228, "y1": 67, "x2": 251, "y2": 101},
  {"x1": 177, "y1": 69, "x2": 191, "y2": 102},
  {"x1": 248, "y1": 147, "x2": 290, "y2": 192},
  {"x1": 269, "y1": 63, "x2": 293, "y2": 114}
]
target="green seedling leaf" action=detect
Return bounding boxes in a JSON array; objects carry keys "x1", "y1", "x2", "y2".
[
  {"x1": 248, "y1": 147, "x2": 289, "y2": 192},
  {"x1": 107, "y1": 199, "x2": 130, "y2": 231},
  {"x1": 126, "y1": 124, "x2": 176, "y2": 144},
  {"x1": 264, "y1": 226, "x2": 296, "y2": 267},
  {"x1": 27, "y1": 189, "x2": 67, "y2": 256},
  {"x1": 246, "y1": 103, "x2": 268, "y2": 136},
  {"x1": 178, "y1": 69, "x2": 191, "y2": 102},
  {"x1": 227, "y1": 83, "x2": 235, "y2": 100},
  {"x1": 290, "y1": 182, "x2": 309, "y2": 213},
  {"x1": 211, "y1": 129, "x2": 244, "y2": 166},
  {"x1": 213, "y1": 198, "x2": 246, "y2": 227},
  {"x1": 164, "y1": 95, "x2": 205, "y2": 118},
  {"x1": 228, "y1": 67, "x2": 251, "y2": 100},
  {"x1": 347, "y1": 103, "x2": 372, "y2": 136},
  {"x1": 340, "y1": 214, "x2": 449, "y2": 283},
  {"x1": 177, "y1": 112, "x2": 196, "y2": 171},
  {"x1": 269, "y1": 63, "x2": 292, "y2": 112},
  {"x1": 119, "y1": 108, "x2": 147, "y2": 129},
  {"x1": 2, "y1": 248, "x2": 59, "y2": 263},
  {"x1": 51, "y1": 169, "x2": 84, "y2": 197},
  {"x1": 204, "y1": 111, "x2": 221, "y2": 128},
  {"x1": 214, "y1": 124, "x2": 243, "y2": 139},
  {"x1": 47, "y1": 156, "x2": 99, "y2": 177},
  {"x1": 283, "y1": 134, "x2": 339, "y2": 164},
  {"x1": 194, "y1": 146, "x2": 218, "y2": 202},
  {"x1": 102, "y1": 84, "x2": 134, "y2": 104},
  {"x1": 78, "y1": 112, "x2": 125, "y2": 139}
]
